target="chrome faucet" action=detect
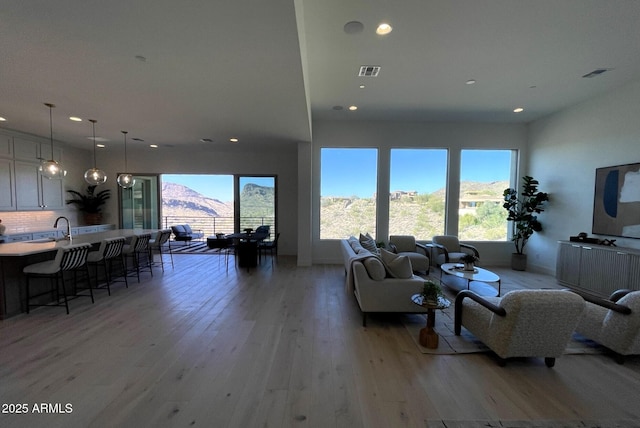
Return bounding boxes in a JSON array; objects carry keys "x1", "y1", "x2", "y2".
[{"x1": 54, "y1": 216, "x2": 72, "y2": 241}]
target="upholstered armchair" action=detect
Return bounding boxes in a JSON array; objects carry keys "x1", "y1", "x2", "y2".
[
  {"x1": 388, "y1": 235, "x2": 430, "y2": 274},
  {"x1": 431, "y1": 235, "x2": 479, "y2": 266},
  {"x1": 454, "y1": 289, "x2": 585, "y2": 367},
  {"x1": 573, "y1": 289, "x2": 640, "y2": 364}
]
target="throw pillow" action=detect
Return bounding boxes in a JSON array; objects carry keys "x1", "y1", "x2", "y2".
[
  {"x1": 359, "y1": 233, "x2": 379, "y2": 254},
  {"x1": 363, "y1": 257, "x2": 386, "y2": 281},
  {"x1": 379, "y1": 248, "x2": 413, "y2": 279},
  {"x1": 350, "y1": 240, "x2": 366, "y2": 254}
]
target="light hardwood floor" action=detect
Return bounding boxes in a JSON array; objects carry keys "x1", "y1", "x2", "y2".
[{"x1": 1, "y1": 254, "x2": 639, "y2": 428}]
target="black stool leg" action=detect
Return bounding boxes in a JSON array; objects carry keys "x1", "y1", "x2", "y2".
[
  {"x1": 26, "y1": 275, "x2": 31, "y2": 314},
  {"x1": 59, "y1": 271, "x2": 70, "y2": 315}
]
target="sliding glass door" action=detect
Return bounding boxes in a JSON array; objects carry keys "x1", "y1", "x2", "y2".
[
  {"x1": 119, "y1": 174, "x2": 160, "y2": 229},
  {"x1": 236, "y1": 175, "x2": 276, "y2": 237}
]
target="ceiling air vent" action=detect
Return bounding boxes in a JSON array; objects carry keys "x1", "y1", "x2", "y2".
[{"x1": 359, "y1": 65, "x2": 381, "y2": 77}]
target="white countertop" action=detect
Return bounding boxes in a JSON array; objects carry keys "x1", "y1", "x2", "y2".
[{"x1": 0, "y1": 229, "x2": 159, "y2": 257}]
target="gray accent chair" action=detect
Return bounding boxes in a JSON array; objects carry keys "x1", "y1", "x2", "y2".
[
  {"x1": 431, "y1": 235, "x2": 479, "y2": 266},
  {"x1": 573, "y1": 289, "x2": 640, "y2": 364},
  {"x1": 388, "y1": 235, "x2": 430, "y2": 274},
  {"x1": 454, "y1": 289, "x2": 585, "y2": 367}
]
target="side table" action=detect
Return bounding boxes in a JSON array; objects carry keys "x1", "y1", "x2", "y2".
[{"x1": 411, "y1": 294, "x2": 451, "y2": 349}]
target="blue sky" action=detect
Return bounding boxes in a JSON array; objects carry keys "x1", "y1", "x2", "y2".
[
  {"x1": 321, "y1": 148, "x2": 512, "y2": 198},
  {"x1": 162, "y1": 175, "x2": 275, "y2": 201},
  {"x1": 163, "y1": 174, "x2": 234, "y2": 201}
]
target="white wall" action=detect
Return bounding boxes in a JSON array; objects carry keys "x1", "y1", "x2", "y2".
[
  {"x1": 527, "y1": 78, "x2": 640, "y2": 274},
  {"x1": 308, "y1": 119, "x2": 528, "y2": 265}
]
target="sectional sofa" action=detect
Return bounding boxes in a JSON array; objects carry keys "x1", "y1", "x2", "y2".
[{"x1": 341, "y1": 236, "x2": 428, "y2": 326}]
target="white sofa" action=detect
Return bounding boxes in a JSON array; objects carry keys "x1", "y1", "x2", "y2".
[{"x1": 341, "y1": 237, "x2": 428, "y2": 326}]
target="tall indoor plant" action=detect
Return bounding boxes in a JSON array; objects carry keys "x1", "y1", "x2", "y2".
[
  {"x1": 66, "y1": 185, "x2": 111, "y2": 225},
  {"x1": 502, "y1": 176, "x2": 549, "y2": 270}
]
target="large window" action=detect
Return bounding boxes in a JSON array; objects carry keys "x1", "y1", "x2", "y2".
[
  {"x1": 458, "y1": 149, "x2": 514, "y2": 241},
  {"x1": 161, "y1": 174, "x2": 235, "y2": 235},
  {"x1": 389, "y1": 149, "x2": 447, "y2": 239},
  {"x1": 320, "y1": 148, "x2": 378, "y2": 239},
  {"x1": 160, "y1": 174, "x2": 277, "y2": 237}
]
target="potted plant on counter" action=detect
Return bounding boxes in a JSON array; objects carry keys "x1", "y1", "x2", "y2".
[
  {"x1": 502, "y1": 176, "x2": 549, "y2": 271},
  {"x1": 66, "y1": 185, "x2": 111, "y2": 225}
]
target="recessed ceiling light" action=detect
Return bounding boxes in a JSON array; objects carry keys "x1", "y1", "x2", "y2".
[
  {"x1": 69, "y1": 116, "x2": 82, "y2": 122},
  {"x1": 149, "y1": 144, "x2": 158, "y2": 148},
  {"x1": 229, "y1": 138, "x2": 239, "y2": 143},
  {"x1": 513, "y1": 107, "x2": 524, "y2": 113},
  {"x1": 376, "y1": 22, "x2": 392, "y2": 35},
  {"x1": 344, "y1": 21, "x2": 364, "y2": 34},
  {"x1": 466, "y1": 79, "x2": 476, "y2": 85},
  {"x1": 349, "y1": 105, "x2": 358, "y2": 111},
  {"x1": 359, "y1": 84, "x2": 365, "y2": 89},
  {"x1": 0, "y1": 117, "x2": 6, "y2": 121},
  {"x1": 96, "y1": 144, "x2": 105, "y2": 148}
]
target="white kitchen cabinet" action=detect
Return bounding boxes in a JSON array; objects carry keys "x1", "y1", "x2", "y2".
[
  {"x1": 0, "y1": 133, "x2": 12, "y2": 158},
  {"x1": 14, "y1": 160, "x2": 64, "y2": 210},
  {"x1": 0, "y1": 134, "x2": 65, "y2": 212},
  {"x1": 12, "y1": 137, "x2": 41, "y2": 161},
  {"x1": 0, "y1": 158, "x2": 16, "y2": 210}
]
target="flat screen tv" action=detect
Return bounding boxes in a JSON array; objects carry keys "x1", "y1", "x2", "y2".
[{"x1": 593, "y1": 162, "x2": 640, "y2": 239}]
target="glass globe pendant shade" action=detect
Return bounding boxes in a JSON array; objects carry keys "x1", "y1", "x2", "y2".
[
  {"x1": 84, "y1": 168, "x2": 107, "y2": 185},
  {"x1": 40, "y1": 103, "x2": 65, "y2": 180},
  {"x1": 39, "y1": 159, "x2": 67, "y2": 179},
  {"x1": 117, "y1": 131, "x2": 135, "y2": 189},
  {"x1": 117, "y1": 173, "x2": 135, "y2": 189},
  {"x1": 84, "y1": 119, "x2": 107, "y2": 185}
]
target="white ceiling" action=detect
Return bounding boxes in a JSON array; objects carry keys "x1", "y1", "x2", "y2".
[{"x1": 2, "y1": 1, "x2": 640, "y2": 151}]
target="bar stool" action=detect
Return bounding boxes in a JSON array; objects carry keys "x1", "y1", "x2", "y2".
[
  {"x1": 122, "y1": 233, "x2": 152, "y2": 282},
  {"x1": 87, "y1": 237, "x2": 128, "y2": 295},
  {"x1": 23, "y1": 243, "x2": 93, "y2": 314},
  {"x1": 148, "y1": 229, "x2": 173, "y2": 271}
]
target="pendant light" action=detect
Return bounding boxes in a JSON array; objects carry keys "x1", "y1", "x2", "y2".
[
  {"x1": 84, "y1": 119, "x2": 107, "y2": 185},
  {"x1": 117, "y1": 131, "x2": 135, "y2": 189},
  {"x1": 39, "y1": 103, "x2": 66, "y2": 179}
]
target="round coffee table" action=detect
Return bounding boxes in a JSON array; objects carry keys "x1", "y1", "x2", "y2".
[
  {"x1": 439, "y1": 263, "x2": 501, "y2": 297},
  {"x1": 411, "y1": 294, "x2": 451, "y2": 349}
]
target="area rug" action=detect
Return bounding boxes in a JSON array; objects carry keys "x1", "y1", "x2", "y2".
[
  {"x1": 402, "y1": 307, "x2": 605, "y2": 355},
  {"x1": 169, "y1": 242, "x2": 223, "y2": 254}
]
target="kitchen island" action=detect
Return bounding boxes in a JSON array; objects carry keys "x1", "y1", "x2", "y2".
[{"x1": 0, "y1": 229, "x2": 159, "y2": 318}]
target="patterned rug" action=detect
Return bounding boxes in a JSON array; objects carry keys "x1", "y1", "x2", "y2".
[
  {"x1": 402, "y1": 305, "x2": 605, "y2": 355},
  {"x1": 169, "y1": 242, "x2": 224, "y2": 254}
]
